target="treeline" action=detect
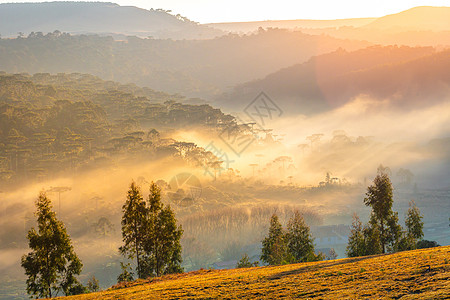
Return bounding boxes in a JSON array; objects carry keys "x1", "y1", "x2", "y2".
[
  {"x1": 346, "y1": 166, "x2": 437, "y2": 257},
  {"x1": 221, "y1": 45, "x2": 450, "y2": 114},
  {"x1": 21, "y1": 180, "x2": 183, "y2": 298},
  {"x1": 0, "y1": 30, "x2": 369, "y2": 97},
  {"x1": 0, "y1": 72, "x2": 235, "y2": 184},
  {"x1": 180, "y1": 204, "x2": 322, "y2": 270}
]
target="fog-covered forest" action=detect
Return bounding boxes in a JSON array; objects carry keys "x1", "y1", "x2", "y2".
[{"x1": 0, "y1": 2, "x2": 449, "y2": 299}]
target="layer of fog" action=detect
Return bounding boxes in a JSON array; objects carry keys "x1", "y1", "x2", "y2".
[{"x1": 1, "y1": 95, "x2": 449, "y2": 296}]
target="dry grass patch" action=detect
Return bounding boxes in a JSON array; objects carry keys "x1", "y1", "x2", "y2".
[{"x1": 63, "y1": 246, "x2": 449, "y2": 299}]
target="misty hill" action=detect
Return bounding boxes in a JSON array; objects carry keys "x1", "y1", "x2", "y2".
[
  {"x1": 0, "y1": 29, "x2": 370, "y2": 98},
  {"x1": 0, "y1": 2, "x2": 222, "y2": 40},
  {"x1": 0, "y1": 72, "x2": 235, "y2": 186},
  {"x1": 363, "y1": 6, "x2": 450, "y2": 32},
  {"x1": 217, "y1": 46, "x2": 449, "y2": 114},
  {"x1": 64, "y1": 246, "x2": 450, "y2": 299},
  {"x1": 206, "y1": 17, "x2": 376, "y2": 33},
  {"x1": 208, "y1": 7, "x2": 450, "y2": 47}
]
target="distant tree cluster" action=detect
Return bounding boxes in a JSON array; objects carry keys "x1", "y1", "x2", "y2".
[
  {"x1": 119, "y1": 181, "x2": 183, "y2": 280},
  {"x1": 261, "y1": 211, "x2": 323, "y2": 265},
  {"x1": 0, "y1": 73, "x2": 235, "y2": 185},
  {"x1": 346, "y1": 166, "x2": 425, "y2": 257}
]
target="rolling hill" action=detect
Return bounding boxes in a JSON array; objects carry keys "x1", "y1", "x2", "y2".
[
  {"x1": 206, "y1": 6, "x2": 450, "y2": 34},
  {"x1": 206, "y1": 17, "x2": 376, "y2": 33},
  {"x1": 62, "y1": 246, "x2": 450, "y2": 299},
  {"x1": 363, "y1": 6, "x2": 450, "y2": 32},
  {"x1": 0, "y1": 2, "x2": 223, "y2": 40},
  {"x1": 207, "y1": 7, "x2": 450, "y2": 47},
  {"x1": 0, "y1": 29, "x2": 370, "y2": 98},
  {"x1": 217, "y1": 46, "x2": 450, "y2": 114}
]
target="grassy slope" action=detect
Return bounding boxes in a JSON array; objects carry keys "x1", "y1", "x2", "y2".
[{"x1": 66, "y1": 246, "x2": 449, "y2": 299}]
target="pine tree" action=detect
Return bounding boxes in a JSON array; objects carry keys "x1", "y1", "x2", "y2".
[
  {"x1": 405, "y1": 200, "x2": 424, "y2": 242},
  {"x1": 21, "y1": 192, "x2": 83, "y2": 298},
  {"x1": 143, "y1": 182, "x2": 183, "y2": 277},
  {"x1": 363, "y1": 167, "x2": 400, "y2": 253},
  {"x1": 285, "y1": 210, "x2": 315, "y2": 262},
  {"x1": 400, "y1": 200, "x2": 424, "y2": 250},
  {"x1": 117, "y1": 262, "x2": 134, "y2": 283},
  {"x1": 346, "y1": 214, "x2": 366, "y2": 257},
  {"x1": 363, "y1": 216, "x2": 382, "y2": 255},
  {"x1": 261, "y1": 214, "x2": 288, "y2": 265},
  {"x1": 236, "y1": 253, "x2": 258, "y2": 268},
  {"x1": 119, "y1": 181, "x2": 147, "y2": 278},
  {"x1": 87, "y1": 275, "x2": 99, "y2": 292}
]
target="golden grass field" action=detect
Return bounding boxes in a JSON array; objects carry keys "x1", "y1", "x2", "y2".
[{"x1": 64, "y1": 246, "x2": 449, "y2": 299}]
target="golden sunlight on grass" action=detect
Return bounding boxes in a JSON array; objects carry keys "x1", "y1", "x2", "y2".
[{"x1": 63, "y1": 246, "x2": 449, "y2": 299}]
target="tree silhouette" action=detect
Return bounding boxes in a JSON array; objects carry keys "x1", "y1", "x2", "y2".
[
  {"x1": 364, "y1": 168, "x2": 400, "y2": 253},
  {"x1": 21, "y1": 192, "x2": 83, "y2": 298},
  {"x1": 119, "y1": 182, "x2": 147, "y2": 278},
  {"x1": 261, "y1": 214, "x2": 288, "y2": 265}
]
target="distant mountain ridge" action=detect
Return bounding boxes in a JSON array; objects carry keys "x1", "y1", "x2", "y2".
[
  {"x1": 0, "y1": 2, "x2": 223, "y2": 39},
  {"x1": 217, "y1": 46, "x2": 449, "y2": 114},
  {"x1": 0, "y1": 29, "x2": 370, "y2": 98},
  {"x1": 207, "y1": 6, "x2": 450, "y2": 33},
  {"x1": 363, "y1": 6, "x2": 450, "y2": 32},
  {"x1": 206, "y1": 18, "x2": 376, "y2": 33}
]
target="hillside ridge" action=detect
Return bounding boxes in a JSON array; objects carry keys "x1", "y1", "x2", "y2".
[{"x1": 63, "y1": 246, "x2": 450, "y2": 299}]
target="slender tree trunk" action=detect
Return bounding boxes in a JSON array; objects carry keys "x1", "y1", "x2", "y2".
[
  {"x1": 155, "y1": 243, "x2": 159, "y2": 277},
  {"x1": 381, "y1": 222, "x2": 385, "y2": 254},
  {"x1": 134, "y1": 218, "x2": 141, "y2": 278},
  {"x1": 46, "y1": 253, "x2": 52, "y2": 298}
]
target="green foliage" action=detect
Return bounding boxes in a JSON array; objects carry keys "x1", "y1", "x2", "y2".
[
  {"x1": 363, "y1": 166, "x2": 400, "y2": 253},
  {"x1": 87, "y1": 275, "x2": 100, "y2": 293},
  {"x1": 236, "y1": 253, "x2": 259, "y2": 268},
  {"x1": 21, "y1": 192, "x2": 83, "y2": 298},
  {"x1": 346, "y1": 214, "x2": 366, "y2": 257},
  {"x1": 416, "y1": 240, "x2": 440, "y2": 249},
  {"x1": 142, "y1": 182, "x2": 184, "y2": 277},
  {"x1": 117, "y1": 262, "x2": 134, "y2": 283},
  {"x1": 261, "y1": 214, "x2": 288, "y2": 265},
  {"x1": 286, "y1": 210, "x2": 315, "y2": 262},
  {"x1": 363, "y1": 217, "x2": 383, "y2": 255},
  {"x1": 327, "y1": 248, "x2": 338, "y2": 260},
  {"x1": 0, "y1": 72, "x2": 235, "y2": 186},
  {"x1": 262, "y1": 212, "x2": 319, "y2": 265},
  {"x1": 119, "y1": 182, "x2": 147, "y2": 278},
  {"x1": 347, "y1": 168, "x2": 426, "y2": 258},
  {"x1": 405, "y1": 200, "x2": 424, "y2": 244},
  {"x1": 120, "y1": 181, "x2": 183, "y2": 279}
]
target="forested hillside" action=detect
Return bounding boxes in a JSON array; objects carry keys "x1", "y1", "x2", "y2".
[
  {"x1": 0, "y1": 2, "x2": 223, "y2": 40},
  {"x1": 0, "y1": 30, "x2": 370, "y2": 97},
  {"x1": 218, "y1": 46, "x2": 450, "y2": 114},
  {"x1": 0, "y1": 72, "x2": 235, "y2": 186}
]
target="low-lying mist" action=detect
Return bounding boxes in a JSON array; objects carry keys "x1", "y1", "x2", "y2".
[{"x1": 0, "y1": 94, "x2": 449, "y2": 296}]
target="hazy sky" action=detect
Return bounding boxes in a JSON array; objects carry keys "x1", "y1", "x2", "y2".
[{"x1": 1, "y1": 0, "x2": 449, "y2": 23}]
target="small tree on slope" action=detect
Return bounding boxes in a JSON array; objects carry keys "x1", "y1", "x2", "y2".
[
  {"x1": 119, "y1": 181, "x2": 147, "y2": 278},
  {"x1": 21, "y1": 192, "x2": 83, "y2": 298},
  {"x1": 286, "y1": 210, "x2": 315, "y2": 262},
  {"x1": 261, "y1": 214, "x2": 288, "y2": 265}
]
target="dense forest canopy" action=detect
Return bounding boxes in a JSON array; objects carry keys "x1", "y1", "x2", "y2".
[
  {"x1": 0, "y1": 72, "x2": 236, "y2": 186},
  {"x1": 0, "y1": 2, "x2": 223, "y2": 40},
  {"x1": 0, "y1": 30, "x2": 370, "y2": 98}
]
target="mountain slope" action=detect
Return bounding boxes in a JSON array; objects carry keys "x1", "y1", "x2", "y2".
[
  {"x1": 0, "y1": 30, "x2": 370, "y2": 98},
  {"x1": 217, "y1": 46, "x2": 449, "y2": 114},
  {"x1": 364, "y1": 6, "x2": 450, "y2": 32},
  {"x1": 206, "y1": 17, "x2": 376, "y2": 33},
  {"x1": 0, "y1": 2, "x2": 222, "y2": 39},
  {"x1": 63, "y1": 246, "x2": 450, "y2": 299}
]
